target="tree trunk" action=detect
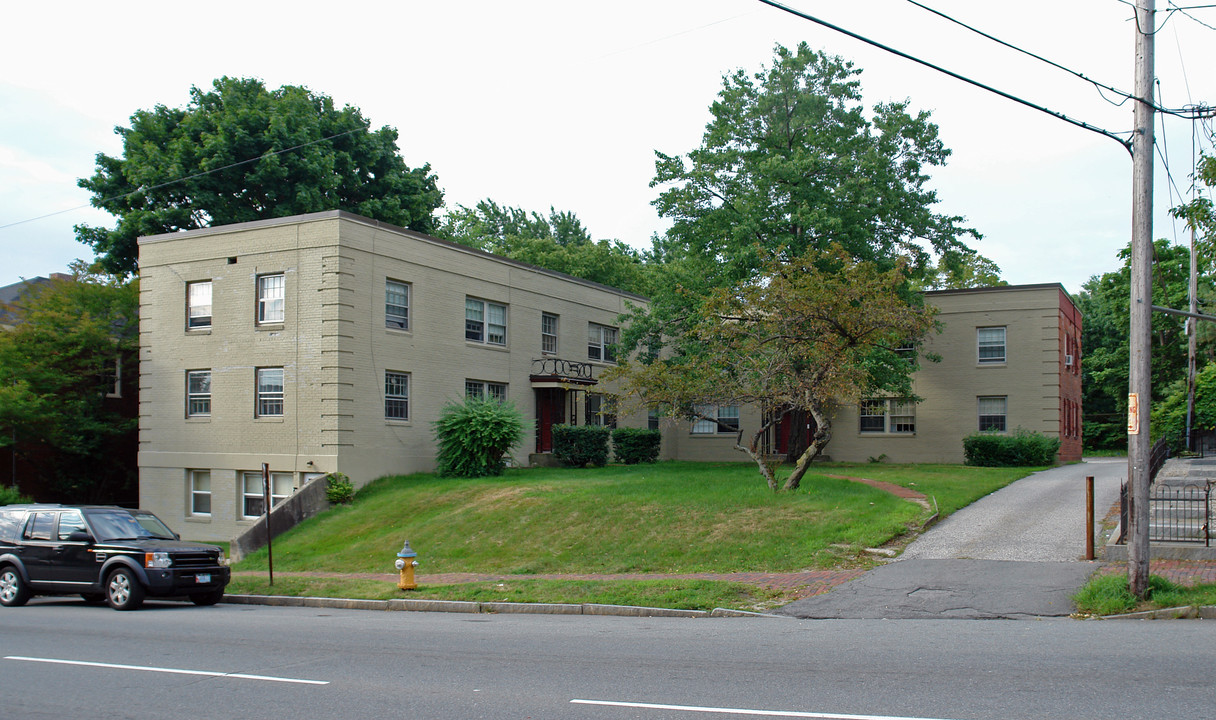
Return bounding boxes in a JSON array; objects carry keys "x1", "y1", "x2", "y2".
[
  {"x1": 783, "y1": 403, "x2": 831, "y2": 491},
  {"x1": 737, "y1": 423, "x2": 780, "y2": 491}
]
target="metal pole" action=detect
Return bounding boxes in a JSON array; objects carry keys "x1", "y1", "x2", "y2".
[
  {"x1": 1085, "y1": 476, "x2": 1096, "y2": 561},
  {"x1": 262, "y1": 462, "x2": 274, "y2": 587},
  {"x1": 1127, "y1": 0, "x2": 1156, "y2": 598}
]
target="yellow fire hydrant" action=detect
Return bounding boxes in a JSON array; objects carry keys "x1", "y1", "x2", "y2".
[{"x1": 395, "y1": 540, "x2": 419, "y2": 590}]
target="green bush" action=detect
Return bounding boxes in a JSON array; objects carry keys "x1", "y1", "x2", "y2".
[
  {"x1": 611, "y1": 427, "x2": 661, "y2": 464},
  {"x1": 0, "y1": 486, "x2": 32, "y2": 505},
  {"x1": 433, "y1": 397, "x2": 526, "y2": 477},
  {"x1": 963, "y1": 428, "x2": 1061, "y2": 467},
  {"x1": 552, "y1": 425, "x2": 611, "y2": 468},
  {"x1": 325, "y1": 472, "x2": 355, "y2": 504}
]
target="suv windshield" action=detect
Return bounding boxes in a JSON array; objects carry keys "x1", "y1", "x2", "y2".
[{"x1": 84, "y1": 509, "x2": 177, "y2": 541}]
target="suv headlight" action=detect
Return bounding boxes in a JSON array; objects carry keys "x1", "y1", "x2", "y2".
[
  {"x1": 144, "y1": 552, "x2": 172, "y2": 568},
  {"x1": 218, "y1": 550, "x2": 226, "y2": 565}
]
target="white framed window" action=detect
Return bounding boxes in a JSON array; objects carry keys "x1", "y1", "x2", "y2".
[
  {"x1": 542, "y1": 312, "x2": 559, "y2": 354},
  {"x1": 978, "y1": 396, "x2": 1008, "y2": 432},
  {"x1": 104, "y1": 354, "x2": 123, "y2": 399},
  {"x1": 241, "y1": 471, "x2": 294, "y2": 519},
  {"x1": 190, "y1": 470, "x2": 211, "y2": 516},
  {"x1": 648, "y1": 409, "x2": 660, "y2": 431},
  {"x1": 257, "y1": 274, "x2": 285, "y2": 324},
  {"x1": 256, "y1": 367, "x2": 284, "y2": 417},
  {"x1": 466, "y1": 298, "x2": 507, "y2": 346},
  {"x1": 585, "y1": 393, "x2": 617, "y2": 428},
  {"x1": 859, "y1": 399, "x2": 887, "y2": 433},
  {"x1": 588, "y1": 323, "x2": 618, "y2": 363},
  {"x1": 859, "y1": 398, "x2": 916, "y2": 434},
  {"x1": 187, "y1": 280, "x2": 212, "y2": 329},
  {"x1": 977, "y1": 326, "x2": 1006, "y2": 364},
  {"x1": 186, "y1": 370, "x2": 211, "y2": 417},
  {"x1": 386, "y1": 280, "x2": 409, "y2": 330},
  {"x1": 465, "y1": 380, "x2": 507, "y2": 402},
  {"x1": 691, "y1": 404, "x2": 739, "y2": 434},
  {"x1": 385, "y1": 371, "x2": 410, "y2": 420}
]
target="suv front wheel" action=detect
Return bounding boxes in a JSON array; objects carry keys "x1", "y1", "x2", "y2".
[
  {"x1": 0, "y1": 566, "x2": 31, "y2": 607},
  {"x1": 105, "y1": 567, "x2": 145, "y2": 611}
]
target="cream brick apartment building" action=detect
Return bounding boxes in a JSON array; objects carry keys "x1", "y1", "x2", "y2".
[
  {"x1": 137, "y1": 211, "x2": 1080, "y2": 541},
  {"x1": 661, "y1": 283, "x2": 1083, "y2": 467},
  {"x1": 137, "y1": 211, "x2": 649, "y2": 541}
]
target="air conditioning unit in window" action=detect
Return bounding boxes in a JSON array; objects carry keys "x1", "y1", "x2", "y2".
[{"x1": 1065, "y1": 354, "x2": 1074, "y2": 367}]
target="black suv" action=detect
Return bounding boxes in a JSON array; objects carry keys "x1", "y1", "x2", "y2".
[{"x1": 0, "y1": 504, "x2": 230, "y2": 611}]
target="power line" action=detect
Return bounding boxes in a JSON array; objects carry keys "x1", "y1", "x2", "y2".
[
  {"x1": 906, "y1": 0, "x2": 1213, "y2": 118},
  {"x1": 1170, "y1": 0, "x2": 1216, "y2": 30},
  {"x1": 755, "y1": 0, "x2": 1135, "y2": 153},
  {"x1": 0, "y1": 127, "x2": 363, "y2": 232}
]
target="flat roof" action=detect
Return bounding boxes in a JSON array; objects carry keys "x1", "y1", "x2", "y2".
[{"x1": 137, "y1": 210, "x2": 650, "y2": 303}]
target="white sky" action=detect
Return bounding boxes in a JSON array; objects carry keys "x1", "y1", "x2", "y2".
[{"x1": 1, "y1": 0, "x2": 1213, "y2": 294}]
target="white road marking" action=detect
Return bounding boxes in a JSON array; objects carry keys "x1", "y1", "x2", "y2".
[
  {"x1": 5, "y1": 656, "x2": 328, "y2": 685},
  {"x1": 570, "y1": 699, "x2": 964, "y2": 720}
]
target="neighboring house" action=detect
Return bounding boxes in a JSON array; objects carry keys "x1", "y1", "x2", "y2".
[
  {"x1": 1, "y1": 273, "x2": 139, "y2": 502},
  {"x1": 136, "y1": 211, "x2": 1082, "y2": 542},
  {"x1": 656, "y1": 284, "x2": 1083, "y2": 466},
  {"x1": 0, "y1": 274, "x2": 70, "y2": 330},
  {"x1": 136, "y1": 211, "x2": 647, "y2": 541}
]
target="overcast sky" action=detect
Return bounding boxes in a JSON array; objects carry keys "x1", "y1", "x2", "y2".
[{"x1": 1, "y1": 0, "x2": 1213, "y2": 294}]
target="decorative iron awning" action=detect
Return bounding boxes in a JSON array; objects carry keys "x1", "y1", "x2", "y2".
[{"x1": 530, "y1": 358, "x2": 597, "y2": 387}]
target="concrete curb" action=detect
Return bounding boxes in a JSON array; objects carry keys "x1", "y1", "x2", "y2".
[
  {"x1": 1100, "y1": 605, "x2": 1216, "y2": 620},
  {"x1": 221, "y1": 594, "x2": 785, "y2": 618}
]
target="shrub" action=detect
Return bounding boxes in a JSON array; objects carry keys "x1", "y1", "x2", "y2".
[
  {"x1": 433, "y1": 397, "x2": 526, "y2": 477},
  {"x1": 552, "y1": 425, "x2": 611, "y2": 468},
  {"x1": 963, "y1": 428, "x2": 1061, "y2": 467},
  {"x1": 0, "y1": 486, "x2": 32, "y2": 505},
  {"x1": 611, "y1": 427, "x2": 661, "y2": 464},
  {"x1": 324, "y1": 472, "x2": 355, "y2": 504}
]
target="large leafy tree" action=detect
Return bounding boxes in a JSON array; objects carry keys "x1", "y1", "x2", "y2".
[
  {"x1": 620, "y1": 43, "x2": 984, "y2": 464},
  {"x1": 439, "y1": 199, "x2": 654, "y2": 295},
  {"x1": 1076, "y1": 240, "x2": 1211, "y2": 449},
  {"x1": 606, "y1": 247, "x2": 937, "y2": 491},
  {"x1": 649, "y1": 42, "x2": 984, "y2": 292},
  {"x1": 77, "y1": 77, "x2": 444, "y2": 275},
  {"x1": 0, "y1": 265, "x2": 139, "y2": 502}
]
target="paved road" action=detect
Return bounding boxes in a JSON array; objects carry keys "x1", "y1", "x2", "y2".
[
  {"x1": 781, "y1": 458, "x2": 1127, "y2": 619},
  {"x1": 3, "y1": 599, "x2": 1215, "y2": 720}
]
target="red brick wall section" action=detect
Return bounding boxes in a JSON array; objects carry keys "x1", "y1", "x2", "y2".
[{"x1": 1058, "y1": 288, "x2": 1083, "y2": 462}]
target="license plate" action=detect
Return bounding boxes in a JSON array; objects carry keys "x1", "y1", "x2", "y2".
[{"x1": 196, "y1": 573, "x2": 211, "y2": 584}]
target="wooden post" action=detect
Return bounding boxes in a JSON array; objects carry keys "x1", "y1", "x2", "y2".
[
  {"x1": 1085, "y1": 476, "x2": 1095, "y2": 561},
  {"x1": 262, "y1": 462, "x2": 274, "y2": 587}
]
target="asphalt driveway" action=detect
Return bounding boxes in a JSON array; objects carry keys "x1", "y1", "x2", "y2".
[{"x1": 779, "y1": 458, "x2": 1127, "y2": 619}]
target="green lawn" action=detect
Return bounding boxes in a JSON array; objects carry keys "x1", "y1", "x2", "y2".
[
  {"x1": 229, "y1": 461, "x2": 1035, "y2": 610},
  {"x1": 1073, "y1": 572, "x2": 1216, "y2": 616}
]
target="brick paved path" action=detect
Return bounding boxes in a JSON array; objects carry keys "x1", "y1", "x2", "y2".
[{"x1": 1099, "y1": 560, "x2": 1216, "y2": 586}]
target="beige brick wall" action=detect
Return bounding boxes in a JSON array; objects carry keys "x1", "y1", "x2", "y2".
[{"x1": 828, "y1": 285, "x2": 1073, "y2": 464}]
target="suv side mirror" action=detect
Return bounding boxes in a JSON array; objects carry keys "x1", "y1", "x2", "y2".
[{"x1": 66, "y1": 530, "x2": 93, "y2": 543}]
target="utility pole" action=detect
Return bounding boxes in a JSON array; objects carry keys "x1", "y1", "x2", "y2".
[
  {"x1": 1127, "y1": 0, "x2": 1155, "y2": 599},
  {"x1": 1187, "y1": 222, "x2": 1198, "y2": 453}
]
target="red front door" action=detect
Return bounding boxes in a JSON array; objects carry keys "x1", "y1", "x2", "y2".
[{"x1": 535, "y1": 389, "x2": 566, "y2": 452}]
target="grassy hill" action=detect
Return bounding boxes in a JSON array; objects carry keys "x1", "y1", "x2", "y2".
[{"x1": 229, "y1": 461, "x2": 1033, "y2": 609}]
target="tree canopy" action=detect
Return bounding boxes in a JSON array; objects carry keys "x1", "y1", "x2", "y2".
[
  {"x1": 77, "y1": 76, "x2": 443, "y2": 275},
  {"x1": 0, "y1": 265, "x2": 139, "y2": 502},
  {"x1": 1076, "y1": 239, "x2": 1213, "y2": 449},
  {"x1": 649, "y1": 42, "x2": 986, "y2": 291},
  {"x1": 439, "y1": 199, "x2": 654, "y2": 296}
]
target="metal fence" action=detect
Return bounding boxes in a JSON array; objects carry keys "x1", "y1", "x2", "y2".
[{"x1": 1119, "y1": 480, "x2": 1212, "y2": 546}]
